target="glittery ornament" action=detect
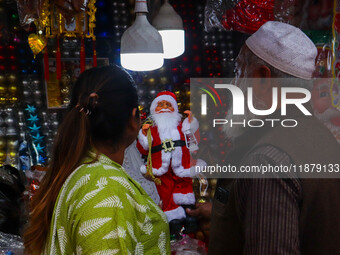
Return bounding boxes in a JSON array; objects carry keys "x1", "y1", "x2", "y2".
[
  {"x1": 7, "y1": 73, "x2": 17, "y2": 83},
  {"x1": 8, "y1": 85, "x2": 18, "y2": 94},
  {"x1": 0, "y1": 97, "x2": 6, "y2": 104},
  {"x1": 28, "y1": 34, "x2": 47, "y2": 58},
  {"x1": 32, "y1": 133, "x2": 44, "y2": 143},
  {"x1": 25, "y1": 105, "x2": 37, "y2": 113},
  {"x1": 0, "y1": 85, "x2": 6, "y2": 95},
  {"x1": 28, "y1": 124, "x2": 40, "y2": 133},
  {"x1": 5, "y1": 115, "x2": 14, "y2": 126},
  {"x1": 9, "y1": 151, "x2": 17, "y2": 158},
  {"x1": 0, "y1": 150, "x2": 6, "y2": 162},
  {"x1": 0, "y1": 137, "x2": 6, "y2": 149},
  {"x1": 0, "y1": 75, "x2": 5, "y2": 83},
  {"x1": 6, "y1": 126, "x2": 17, "y2": 136}
]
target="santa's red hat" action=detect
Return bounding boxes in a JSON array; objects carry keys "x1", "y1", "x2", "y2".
[{"x1": 150, "y1": 91, "x2": 178, "y2": 115}]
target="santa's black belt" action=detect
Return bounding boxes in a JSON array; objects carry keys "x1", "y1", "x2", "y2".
[{"x1": 151, "y1": 140, "x2": 186, "y2": 154}]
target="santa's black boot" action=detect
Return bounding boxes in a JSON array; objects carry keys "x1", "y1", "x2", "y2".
[{"x1": 169, "y1": 219, "x2": 184, "y2": 240}]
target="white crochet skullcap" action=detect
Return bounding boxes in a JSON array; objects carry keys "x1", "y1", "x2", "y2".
[{"x1": 246, "y1": 21, "x2": 317, "y2": 80}]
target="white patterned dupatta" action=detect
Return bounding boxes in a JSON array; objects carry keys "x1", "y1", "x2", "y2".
[{"x1": 123, "y1": 140, "x2": 160, "y2": 204}]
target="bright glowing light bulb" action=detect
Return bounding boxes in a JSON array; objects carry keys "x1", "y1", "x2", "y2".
[
  {"x1": 120, "y1": 1, "x2": 164, "y2": 71},
  {"x1": 159, "y1": 30, "x2": 185, "y2": 59},
  {"x1": 121, "y1": 53, "x2": 164, "y2": 71},
  {"x1": 153, "y1": 0, "x2": 185, "y2": 59}
]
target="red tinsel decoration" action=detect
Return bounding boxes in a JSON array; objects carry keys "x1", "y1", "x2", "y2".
[
  {"x1": 44, "y1": 48, "x2": 49, "y2": 81},
  {"x1": 56, "y1": 38, "x2": 61, "y2": 80},
  {"x1": 93, "y1": 39, "x2": 97, "y2": 67},
  {"x1": 222, "y1": 0, "x2": 274, "y2": 34},
  {"x1": 80, "y1": 37, "x2": 85, "y2": 73}
]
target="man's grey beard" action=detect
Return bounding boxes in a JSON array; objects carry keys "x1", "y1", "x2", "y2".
[
  {"x1": 222, "y1": 79, "x2": 268, "y2": 140},
  {"x1": 151, "y1": 111, "x2": 182, "y2": 136}
]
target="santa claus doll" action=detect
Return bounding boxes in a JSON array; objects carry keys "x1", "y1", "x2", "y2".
[{"x1": 136, "y1": 91, "x2": 205, "y2": 234}]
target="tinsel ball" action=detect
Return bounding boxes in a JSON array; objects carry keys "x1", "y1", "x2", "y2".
[
  {"x1": 0, "y1": 75, "x2": 5, "y2": 83},
  {"x1": 22, "y1": 80, "x2": 29, "y2": 86},
  {"x1": 33, "y1": 80, "x2": 40, "y2": 86},
  {"x1": 160, "y1": 77, "x2": 169, "y2": 85},
  {"x1": 0, "y1": 151, "x2": 6, "y2": 161},
  {"x1": 7, "y1": 73, "x2": 17, "y2": 83},
  {"x1": 42, "y1": 122, "x2": 50, "y2": 133},
  {"x1": 8, "y1": 97, "x2": 18, "y2": 104},
  {"x1": 18, "y1": 111, "x2": 24, "y2": 117},
  {"x1": 34, "y1": 90, "x2": 41, "y2": 98},
  {"x1": 8, "y1": 85, "x2": 17, "y2": 94},
  {"x1": 5, "y1": 115, "x2": 14, "y2": 126},
  {"x1": 0, "y1": 85, "x2": 6, "y2": 95},
  {"x1": 62, "y1": 51, "x2": 70, "y2": 57},
  {"x1": 9, "y1": 151, "x2": 16, "y2": 158},
  {"x1": 23, "y1": 90, "x2": 30, "y2": 97},
  {"x1": 6, "y1": 126, "x2": 17, "y2": 136},
  {"x1": 8, "y1": 139, "x2": 18, "y2": 150},
  {"x1": 149, "y1": 90, "x2": 157, "y2": 96},
  {"x1": 0, "y1": 137, "x2": 6, "y2": 149},
  {"x1": 147, "y1": 78, "x2": 157, "y2": 86}
]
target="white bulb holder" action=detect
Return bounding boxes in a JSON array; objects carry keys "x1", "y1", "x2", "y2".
[
  {"x1": 120, "y1": 0, "x2": 164, "y2": 71},
  {"x1": 153, "y1": 0, "x2": 185, "y2": 59}
]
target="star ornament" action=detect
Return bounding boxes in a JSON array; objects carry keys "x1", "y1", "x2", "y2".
[
  {"x1": 28, "y1": 114, "x2": 39, "y2": 123},
  {"x1": 38, "y1": 155, "x2": 46, "y2": 164},
  {"x1": 32, "y1": 133, "x2": 44, "y2": 143},
  {"x1": 29, "y1": 124, "x2": 41, "y2": 133},
  {"x1": 34, "y1": 143, "x2": 45, "y2": 153},
  {"x1": 25, "y1": 105, "x2": 37, "y2": 113}
]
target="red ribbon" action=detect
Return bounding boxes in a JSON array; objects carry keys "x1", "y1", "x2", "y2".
[
  {"x1": 56, "y1": 38, "x2": 61, "y2": 80},
  {"x1": 44, "y1": 48, "x2": 49, "y2": 81},
  {"x1": 80, "y1": 38, "x2": 85, "y2": 73},
  {"x1": 93, "y1": 39, "x2": 97, "y2": 67}
]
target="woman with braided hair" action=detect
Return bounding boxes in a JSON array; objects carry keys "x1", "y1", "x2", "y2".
[{"x1": 24, "y1": 65, "x2": 170, "y2": 255}]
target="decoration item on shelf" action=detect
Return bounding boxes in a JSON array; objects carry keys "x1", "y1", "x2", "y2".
[
  {"x1": 44, "y1": 57, "x2": 109, "y2": 109},
  {"x1": 22, "y1": 76, "x2": 43, "y2": 107},
  {"x1": 136, "y1": 91, "x2": 206, "y2": 237},
  {"x1": 109, "y1": 0, "x2": 130, "y2": 64},
  {"x1": 205, "y1": 0, "x2": 274, "y2": 33},
  {"x1": 17, "y1": 0, "x2": 97, "y2": 80},
  {"x1": 331, "y1": 0, "x2": 339, "y2": 110},
  {"x1": 120, "y1": 0, "x2": 164, "y2": 71},
  {"x1": 28, "y1": 33, "x2": 47, "y2": 58},
  {"x1": 23, "y1": 104, "x2": 46, "y2": 166},
  {"x1": 152, "y1": 0, "x2": 185, "y2": 59}
]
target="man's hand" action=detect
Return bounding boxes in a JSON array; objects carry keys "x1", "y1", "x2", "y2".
[
  {"x1": 184, "y1": 110, "x2": 193, "y2": 123},
  {"x1": 186, "y1": 202, "x2": 212, "y2": 237},
  {"x1": 142, "y1": 123, "x2": 150, "y2": 136}
]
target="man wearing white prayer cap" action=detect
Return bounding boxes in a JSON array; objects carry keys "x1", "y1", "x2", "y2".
[{"x1": 187, "y1": 21, "x2": 340, "y2": 254}]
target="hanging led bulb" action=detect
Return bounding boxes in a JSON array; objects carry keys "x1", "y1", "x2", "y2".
[
  {"x1": 153, "y1": 0, "x2": 185, "y2": 59},
  {"x1": 120, "y1": 0, "x2": 164, "y2": 71}
]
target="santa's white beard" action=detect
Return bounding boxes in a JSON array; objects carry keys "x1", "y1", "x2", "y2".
[
  {"x1": 314, "y1": 107, "x2": 340, "y2": 122},
  {"x1": 151, "y1": 111, "x2": 182, "y2": 139},
  {"x1": 222, "y1": 79, "x2": 268, "y2": 140},
  {"x1": 314, "y1": 107, "x2": 340, "y2": 144}
]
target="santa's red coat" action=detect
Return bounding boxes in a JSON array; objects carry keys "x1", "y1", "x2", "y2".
[{"x1": 136, "y1": 117, "x2": 203, "y2": 222}]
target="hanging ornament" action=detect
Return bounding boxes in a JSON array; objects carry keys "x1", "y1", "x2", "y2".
[{"x1": 28, "y1": 33, "x2": 47, "y2": 58}]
